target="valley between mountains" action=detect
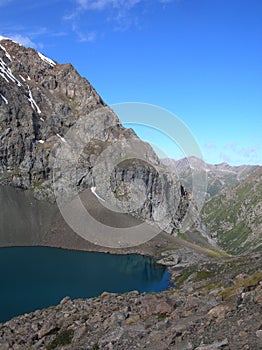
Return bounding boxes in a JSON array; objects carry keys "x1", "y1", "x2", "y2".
[{"x1": 0, "y1": 37, "x2": 261, "y2": 349}]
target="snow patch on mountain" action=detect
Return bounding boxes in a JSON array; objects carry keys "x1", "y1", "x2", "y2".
[
  {"x1": 0, "y1": 44, "x2": 12, "y2": 61},
  {"x1": 38, "y1": 52, "x2": 56, "y2": 67},
  {"x1": 0, "y1": 93, "x2": 8, "y2": 104},
  {"x1": 56, "y1": 134, "x2": 66, "y2": 143},
  {"x1": 19, "y1": 74, "x2": 26, "y2": 82},
  {"x1": 0, "y1": 57, "x2": 21, "y2": 86},
  {"x1": 27, "y1": 85, "x2": 41, "y2": 114}
]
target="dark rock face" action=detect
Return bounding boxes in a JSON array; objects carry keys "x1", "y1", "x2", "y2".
[
  {"x1": 0, "y1": 38, "x2": 105, "y2": 188},
  {"x1": 0, "y1": 38, "x2": 194, "y2": 235}
]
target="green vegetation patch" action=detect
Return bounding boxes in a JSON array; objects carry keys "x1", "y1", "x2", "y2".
[
  {"x1": 174, "y1": 269, "x2": 195, "y2": 286},
  {"x1": 218, "y1": 222, "x2": 251, "y2": 255},
  {"x1": 217, "y1": 271, "x2": 262, "y2": 301},
  {"x1": 47, "y1": 329, "x2": 74, "y2": 350},
  {"x1": 202, "y1": 172, "x2": 262, "y2": 255},
  {"x1": 177, "y1": 231, "x2": 190, "y2": 241},
  {"x1": 236, "y1": 183, "x2": 253, "y2": 201},
  {"x1": 157, "y1": 313, "x2": 168, "y2": 320},
  {"x1": 194, "y1": 270, "x2": 212, "y2": 282}
]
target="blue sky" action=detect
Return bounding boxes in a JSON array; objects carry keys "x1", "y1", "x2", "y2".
[{"x1": 0, "y1": 0, "x2": 261, "y2": 165}]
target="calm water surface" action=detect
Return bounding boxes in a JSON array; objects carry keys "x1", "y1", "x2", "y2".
[{"x1": 0, "y1": 247, "x2": 171, "y2": 322}]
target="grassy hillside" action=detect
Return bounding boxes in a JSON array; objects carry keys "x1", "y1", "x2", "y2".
[{"x1": 201, "y1": 168, "x2": 262, "y2": 254}]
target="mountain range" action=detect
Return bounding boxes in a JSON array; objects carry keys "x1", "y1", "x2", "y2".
[
  {"x1": 162, "y1": 156, "x2": 259, "y2": 198},
  {"x1": 162, "y1": 157, "x2": 262, "y2": 254}
]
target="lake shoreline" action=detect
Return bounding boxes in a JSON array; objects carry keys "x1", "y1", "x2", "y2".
[
  {"x1": 0, "y1": 226, "x2": 181, "y2": 260},
  {"x1": 0, "y1": 246, "x2": 172, "y2": 323},
  {"x1": 0, "y1": 240, "x2": 166, "y2": 261},
  {"x1": 0, "y1": 185, "x2": 182, "y2": 260}
]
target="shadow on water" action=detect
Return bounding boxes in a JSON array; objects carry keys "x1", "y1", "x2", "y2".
[
  {"x1": 0, "y1": 187, "x2": 172, "y2": 323},
  {"x1": 0, "y1": 247, "x2": 171, "y2": 323}
]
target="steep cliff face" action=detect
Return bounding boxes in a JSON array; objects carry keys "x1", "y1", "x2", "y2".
[
  {"x1": 0, "y1": 37, "x2": 107, "y2": 185},
  {"x1": 0, "y1": 37, "x2": 194, "y2": 236}
]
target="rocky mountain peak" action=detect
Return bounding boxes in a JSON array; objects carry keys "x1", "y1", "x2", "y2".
[{"x1": 0, "y1": 37, "x2": 203, "y2": 240}]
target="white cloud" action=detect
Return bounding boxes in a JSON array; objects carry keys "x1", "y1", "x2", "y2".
[
  {"x1": 6, "y1": 34, "x2": 37, "y2": 48},
  {"x1": 85, "y1": 31, "x2": 96, "y2": 42},
  {"x1": 71, "y1": 0, "x2": 175, "y2": 14},
  {"x1": 205, "y1": 142, "x2": 216, "y2": 150},
  {"x1": 65, "y1": 0, "x2": 176, "y2": 41},
  {"x1": 242, "y1": 145, "x2": 259, "y2": 159},
  {"x1": 159, "y1": 0, "x2": 175, "y2": 3},
  {"x1": 72, "y1": 24, "x2": 97, "y2": 42},
  {"x1": 1, "y1": 27, "x2": 66, "y2": 49},
  {"x1": 76, "y1": 0, "x2": 141, "y2": 10},
  {"x1": 75, "y1": 0, "x2": 175, "y2": 10},
  {"x1": 219, "y1": 142, "x2": 260, "y2": 165}
]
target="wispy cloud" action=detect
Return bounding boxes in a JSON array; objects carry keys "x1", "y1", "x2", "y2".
[
  {"x1": 0, "y1": 3, "x2": 67, "y2": 48},
  {"x1": 205, "y1": 142, "x2": 216, "y2": 150},
  {"x1": 159, "y1": 0, "x2": 176, "y2": 3},
  {"x1": 64, "y1": 0, "x2": 142, "y2": 28},
  {"x1": 75, "y1": 0, "x2": 141, "y2": 11},
  {"x1": 242, "y1": 145, "x2": 259, "y2": 159},
  {"x1": 72, "y1": 23, "x2": 96, "y2": 42},
  {"x1": 1, "y1": 25, "x2": 68, "y2": 49},
  {"x1": 220, "y1": 142, "x2": 260, "y2": 165},
  {"x1": 5, "y1": 34, "x2": 38, "y2": 48},
  {"x1": 65, "y1": 0, "x2": 176, "y2": 40},
  {"x1": 72, "y1": 0, "x2": 176, "y2": 12}
]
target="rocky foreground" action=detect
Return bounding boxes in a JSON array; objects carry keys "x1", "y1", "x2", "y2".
[{"x1": 0, "y1": 249, "x2": 261, "y2": 350}]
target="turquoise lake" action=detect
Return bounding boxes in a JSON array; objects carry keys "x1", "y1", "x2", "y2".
[{"x1": 0, "y1": 247, "x2": 171, "y2": 323}]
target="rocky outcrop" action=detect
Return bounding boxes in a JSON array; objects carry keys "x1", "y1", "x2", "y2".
[
  {"x1": 0, "y1": 37, "x2": 197, "y2": 236},
  {"x1": 0, "y1": 251, "x2": 261, "y2": 349},
  {"x1": 0, "y1": 38, "x2": 105, "y2": 189}
]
